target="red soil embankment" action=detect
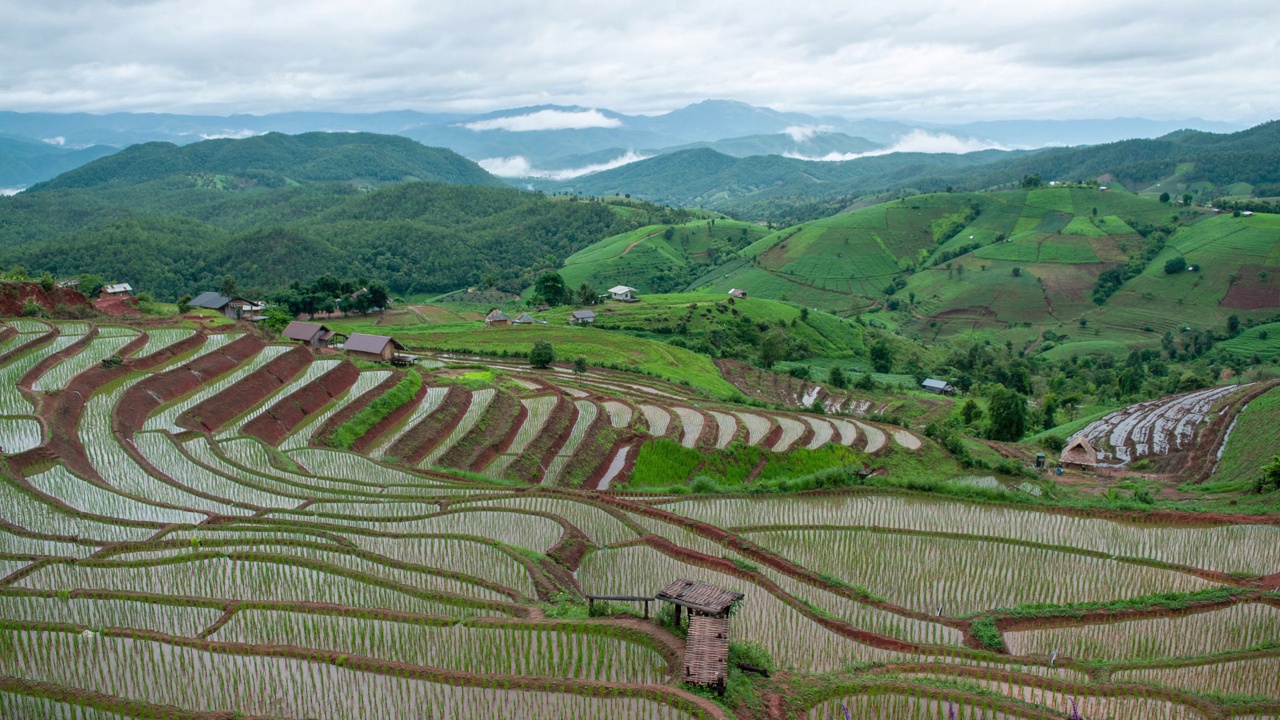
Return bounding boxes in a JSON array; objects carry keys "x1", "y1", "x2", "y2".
[
  {"x1": 115, "y1": 334, "x2": 267, "y2": 437},
  {"x1": 177, "y1": 345, "x2": 312, "y2": 433},
  {"x1": 241, "y1": 361, "x2": 360, "y2": 446},
  {"x1": 0, "y1": 282, "x2": 92, "y2": 316}
]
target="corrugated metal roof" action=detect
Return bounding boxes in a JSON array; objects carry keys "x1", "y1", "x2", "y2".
[
  {"x1": 609, "y1": 285, "x2": 636, "y2": 294},
  {"x1": 485, "y1": 309, "x2": 511, "y2": 322},
  {"x1": 572, "y1": 310, "x2": 596, "y2": 319},
  {"x1": 922, "y1": 378, "x2": 951, "y2": 390},
  {"x1": 188, "y1": 292, "x2": 231, "y2": 309},
  {"x1": 283, "y1": 321, "x2": 327, "y2": 341},
  {"x1": 102, "y1": 283, "x2": 132, "y2": 294},
  {"x1": 345, "y1": 332, "x2": 402, "y2": 354}
]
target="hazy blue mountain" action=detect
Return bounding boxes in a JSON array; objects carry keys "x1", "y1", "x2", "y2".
[{"x1": 0, "y1": 136, "x2": 117, "y2": 189}]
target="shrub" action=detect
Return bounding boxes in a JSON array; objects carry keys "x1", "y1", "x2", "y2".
[
  {"x1": 529, "y1": 341, "x2": 555, "y2": 369},
  {"x1": 1164, "y1": 256, "x2": 1187, "y2": 274},
  {"x1": 572, "y1": 357, "x2": 587, "y2": 374},
  {"x1": 20, "y1": 298, "x2": 44, "y2": 317}
]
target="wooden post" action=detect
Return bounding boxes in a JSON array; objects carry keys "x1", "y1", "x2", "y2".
[
  {"x1": 644, "y1": 600, "x2": 649, "y2": 619},
  {"x1": 588, "y1": 598, "x2": 594, "y2": 615}
]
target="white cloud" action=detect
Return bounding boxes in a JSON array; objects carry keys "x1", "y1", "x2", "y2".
[
  {"x1": 785, "y1": 130, "x2": 1010, "y2": 161},
  {"x1": 781, "y1": 125, "x2": 833, "y2": 143},
  {"x1": 478, "y1": 150, "x2": 650, "y2": 180},
  {"x1": 0, "y1": 1, "x2": 1274, "y2": 123},
  {"x1": 199, "y1": 129, "x2": 260, "y2": 140},
  {"x1": 0, "y1": 188, "x2": 24, "y2": 196},
  {"x1": 42, "y1": 136, "x2": 66, "y2": 146},
  {"x1": 462, "y1": 109, "x2": 622, "y2": 132}
]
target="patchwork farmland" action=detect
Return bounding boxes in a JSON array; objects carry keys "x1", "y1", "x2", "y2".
[{"x1": 0, "y1": 319, "x2": 1277, "y2": 719}]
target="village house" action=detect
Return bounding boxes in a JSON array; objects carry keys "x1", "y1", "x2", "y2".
[
  {"x1": 727, "y1": 288, "x2": 747, "y2": 299},
  {"x1": 344, "y1": 332, "x2": 409, "y2": 363},
  {"x1": 1060, "y1": 435, "x2": 1100, "y2": 471},
  {"x1": 513, "y1": 312, "x2": 536, "y2": 325},
  {"x1": 101, "y1": 283, "x2": 133, "y2": 297},
  {"x1": 188, "y1": 291, "x2": 257, "y2": 320},
  {"x1": 484, "y1": 309, "x2": 512, "y2": 327},
  {"x1": 921, "y1": 378, "x2": 956, "y2": 395},
  {"x1": 608, "y1": 285, "x2": 638, "y2": 302},
  {"x1": 282, "y1": 321, "x2": 340, "y2": 348},
  {"x1": 569, "y1": 309, "x2": 596, "y2": 325}
]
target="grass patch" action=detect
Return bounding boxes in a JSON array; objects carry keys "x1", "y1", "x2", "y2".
[{"x1": 327, "y1": 370, "x2": 422, "y2": 450}]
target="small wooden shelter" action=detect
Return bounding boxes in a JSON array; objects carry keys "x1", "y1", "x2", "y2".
[
  {"x1": 1060, "y1": 435, "x2": 1099, "y2": 470},
  {"x1": 728, "y1": 288, "x2": 747, "y2": 299},
  {"x1": 484, "y1": 309, "x2": 512, "y2": 327},
  {"x1": 657, "y1": 579, "x2": 743, "y2": 693},
  {"x1": 513, "y1": 312, "x2": 536, "y2": 324},
  {"x1": 608, "y1": 285, "x2": 638, "y2": 302}
]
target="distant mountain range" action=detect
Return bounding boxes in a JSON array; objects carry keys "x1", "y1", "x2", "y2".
[{"x1": 0, "y1": 101, "x2": 1245, "y2": 188}]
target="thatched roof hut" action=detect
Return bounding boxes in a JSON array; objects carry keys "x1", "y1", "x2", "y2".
[{"x1": 1060, "y1": 435, "x2": 1099, "y2": 470}]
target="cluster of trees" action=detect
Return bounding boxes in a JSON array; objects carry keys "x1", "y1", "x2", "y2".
[
  {"x1": 266, "y1": 274, "x2": 390, "y2": 318},
  {"x1": 531, "y1": 272, "x2": 599, "y2": 308},
  {"x1": 1091, "y1": 218, "x2": 1178, "y2": 304}
]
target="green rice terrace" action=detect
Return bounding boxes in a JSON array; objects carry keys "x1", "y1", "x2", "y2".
[{"x1": 0, "y1": 318, "x2": 1278, "y2": 719}]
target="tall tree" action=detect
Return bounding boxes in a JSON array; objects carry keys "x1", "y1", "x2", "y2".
[
  {"x1": 986, "y1": 386, "x2": 1029, "y2": 442},
  {"x1": 869, "y1": 340, "x2": 894, "y2": 374},
  {"x1": 534, "y1": 272, "x2": 568, "y2": 307}
]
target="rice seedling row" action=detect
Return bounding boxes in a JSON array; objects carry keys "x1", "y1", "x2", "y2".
[
  {"x1": 734, "y1": 412, "x2": 771, "y2": 445},
  {"x1": 668, "y1": 494, "x2": 1280, "y2": 575},
  {"x1": 0, "y1": 333, "x2": 85, "y2": 415},
  {"x1": 806, "y1": 691, "x2": 1037, "y2": 720},
  {"x1": 0, "y1": 629, "x2": 701, "y2": 720},
  {"x1": 640, "y1": 404, "x2": 671, "y2": 436},
  {"x1": 577, "y1": 545, "x2": 913, "y2": 672},
  {"x1": 5, "y1": 319, "x2": 50, "y2": 334},
  {"x1": 185, "y1": 438, "x2": 368, "y2": 499},
  {"x1": 31, "y1": 334, "x2": 137, "y2": 392},
  {"x1": 746, "y1": 528, "x2": 1212, "y2": 615},
  {"x1": 753, "y1": 563, "x2": 965, "y2": 646},
  {"x1": 542, "y1": 400, "x2": 598, "y2": 485},
  {"x1": 420, "y1": 388, "x2": 496, "y2": 468},
  {"x1": 111, "y1": 543, "x2": 513, "y2": 603},
  {"x1": 0, "y1": 591, "x2": 222, "y2": 636},
  {"x1": 79, "y1": 380, "x2": 251, "y2": 516},
  {"x1": 133, "y1": 432, "x2": 289, "y2": 509},
  {"x1": 465, "y1": 496, "x2": 637, "y2": 546},
  {"x1": 771, "y1": 417, "x2": 805, "y2": 451},
  {"x1": 16, "y1": 557, "x2": 487, "y2": 617},
  {"x1": 25, "y1": 465, "x2": 205, "y2": 526},
  {"x1": 143, "y1": 345, "x2": 291, "y2": 432},
  {"x1": 911, "y1": 675, "x2": 1207, "y2": 720},
  {"x1": 130, "y1": 328, "x2": 196, "y2": 358},
  {"x1": 1004, "y1": 602, "x2": 1280, "y2": 661},
  {"x1": 279, "y1": 369, "x2": 390, "y2": 450},
  {"x1": 1114, "y1": 656, "x2": 1280, "y2": 698},
  {"x1": 892, "y1": 428, "x2": 923, "y2": 450},
  {"x1": 217, "y1": 358, "x2": 342, "y2": 439},
  {"x1": 290, "y1": 447, "x2": 451, "y2": 487},
  {"x1": 370, "y1": 385, "x2": 448, "y2": 455},
  {"x1": 0, "y1": 415, "x2": 42, "y2": 454},
  {"x1": 709, "y1": 411, "x2": 737, "y2": 449},
  {"x1": 602, "y1": 400, "x2": 634, "y2": 428},
  {"x1": 673, "y1": 407, "x2": 703, "y2": 449},
  {"x1": 293, "y1": 508, "x2": 565, "y2": 555},
  {"x1": 0, "y1": 479, "x2": 155, "y2": 544},
  {"x1": 500, "y1": 395, "x2": 558, "y2": 456},
  {"x1": 0, "y1": 690, "x2": 135, "y2": 719},
  {"x1": 0, "y1": 529, "x2": 95, "y2": 559},
  {"x1": 351, "y1": 535, "x2": 538, "y2": 598},
  {"x1": 829, "y1": 417, "x2": 858, "y2": 445},
  {"x1": 803, "y1": 417, "x2": 833, "y2": 450},
  {"x1": 213, "y1": 608, "x2": 670, "y2": 683},
  {"x1": 853, "y1": 420, "x2": 887, "y2": 452}
]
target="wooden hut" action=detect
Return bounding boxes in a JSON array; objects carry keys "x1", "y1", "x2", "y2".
[
  {"x1": 1060, "y1": 435, "x2": 1099, "y2": 470},
  {"x1": 656, "y1": 579, "x2": 743, "y2": 693}
]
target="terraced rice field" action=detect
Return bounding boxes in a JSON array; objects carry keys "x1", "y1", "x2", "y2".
[
  {"x1": 0, "y1": 319, "x2": 1274, "y2": 719},
  {"x1": 1082, "y1": 384, "x2": 1247, "y2": 464}
]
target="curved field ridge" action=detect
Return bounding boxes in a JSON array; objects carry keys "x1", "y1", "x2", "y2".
[
  {"x1": 1082, "y1": 384, "x2": 1247, "y2": 464},
  {"x1": 2, "y1": 318, "x2": 1278, "y2": 720},
  {"x1": 1005, "y1": 602, "x2": 1280, "y2": 660},
  {"x1": 668, "y1": 495, "x2": 1280, "y2": 575}
]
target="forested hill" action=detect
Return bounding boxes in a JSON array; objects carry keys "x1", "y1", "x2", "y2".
[
  {"x1": 28, "y1": 132, "x2": 503, "y2": 192},
  {"x1": 540, "y1": 120, "x2": 1280, "y2": 220},
  {"x1": 0, "y1": 175, "x2": 692, "y2": 301}
]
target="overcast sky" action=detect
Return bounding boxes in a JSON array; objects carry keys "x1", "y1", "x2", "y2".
[{"x1": 1, "y1": 0, "x2": 1277, "y2": 122}]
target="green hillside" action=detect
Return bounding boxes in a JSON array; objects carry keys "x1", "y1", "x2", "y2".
[
  {"x1": 29, "y1": 131, "x2": 503, "y2": 192},
  {"x1": 557, "y1": 218, "x2": 769, "y2": 293}
]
